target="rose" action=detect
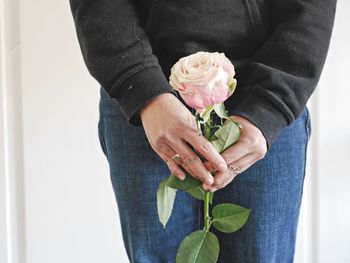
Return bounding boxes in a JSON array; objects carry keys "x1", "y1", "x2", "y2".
[
  {"x1": 169, "y1": 51, "x2": 236, "y2": 112},
  {"x1": 158, "y1": 51, "x2": 250, "y2": 263}
]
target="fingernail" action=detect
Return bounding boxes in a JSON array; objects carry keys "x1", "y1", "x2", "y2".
[{"x1": 202, "y1": 183, "x2": 209, "y2": 190}]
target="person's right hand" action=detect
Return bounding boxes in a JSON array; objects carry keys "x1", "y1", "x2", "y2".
[{"x1": 140, "y1": 93, "x2": 228, "y2": 186}]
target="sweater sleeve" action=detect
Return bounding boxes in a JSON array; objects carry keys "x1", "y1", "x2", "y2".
[
  {"x1": 229, "y1": 0, "x2": 337, "y2": 149},
  {"x1": 69, "y1": 0, "x2": 177, "y2": 125}
]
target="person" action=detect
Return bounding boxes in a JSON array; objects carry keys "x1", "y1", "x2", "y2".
[{"x1": 69, "y1": 0, "x2": 336, "y2": 262}]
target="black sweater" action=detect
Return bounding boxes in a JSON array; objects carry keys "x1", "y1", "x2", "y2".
[{"x1": 69, "y1": 0, "x2": 337, "y2": 148}]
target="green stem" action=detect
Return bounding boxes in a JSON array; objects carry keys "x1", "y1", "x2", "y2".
[
  {"x1": 195, "y1": 110, "x2": 216, "y2": 232},
  {"x1": 202, "y1": 111, "x2": 213, "y2": 231},
  {"x1": 204, "y1": 190, "x2": 210, "y2": 231}
]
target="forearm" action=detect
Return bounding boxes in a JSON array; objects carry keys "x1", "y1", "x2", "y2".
[
  {"x1": 69, "y1": 0, "x2": 177, "y2": 125},
  {"x1": 230, "y1": 0, "x2": 337, "y2": 148}
]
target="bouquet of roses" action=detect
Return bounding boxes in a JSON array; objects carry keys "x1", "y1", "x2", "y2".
[{"x1": 157, "y1": 51, "x2": 251, "y2": 263}]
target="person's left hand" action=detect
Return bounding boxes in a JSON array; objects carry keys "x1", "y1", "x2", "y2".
[{"x1": 203, "y1": 115, "x2": 268, "y2": 192}]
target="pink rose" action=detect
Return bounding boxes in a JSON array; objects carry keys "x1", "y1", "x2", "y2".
[{"x1": 169, "y1": 51, "x2": 236, "y2": 112}]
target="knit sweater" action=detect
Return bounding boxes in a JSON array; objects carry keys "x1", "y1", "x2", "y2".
[{"x1": 69, "y1": 0, "x2": 337, "y2": 148}]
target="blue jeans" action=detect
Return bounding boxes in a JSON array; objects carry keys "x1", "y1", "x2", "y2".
[{"x1": 97, "y1": 86, "x2": 311, "y2": 263}]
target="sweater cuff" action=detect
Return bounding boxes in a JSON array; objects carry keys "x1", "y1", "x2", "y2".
[
  {"x1": 110, "y1": 66, "x2": 178, "y2": 126},
  {"x1": 228, "y1": 91, "x2": 290, "y2": 149}
]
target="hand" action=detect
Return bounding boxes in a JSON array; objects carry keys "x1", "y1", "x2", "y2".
[
  {"x1": 203, "y1": 115, "x2": 267, "y2": 192},
  {"x1": 140, "y1": 93, "x2": 228, "y2": 185}
]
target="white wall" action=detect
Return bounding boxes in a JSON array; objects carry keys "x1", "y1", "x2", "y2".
[
  {"x1": 18, "y1": 0, "x2": 128, "y2": 262},
  {"x1": 0, "y1": 0, "x2": 26, "y2": 262},
  {"x1": 295, "y1": 2, "x2": 350, "y2": 262},
  {"x1": 317, "y1": 1, "x2": 350, "y2": 261},
  {"x1": 0, "y1": 0, "x2": 349, "y2": 262}
]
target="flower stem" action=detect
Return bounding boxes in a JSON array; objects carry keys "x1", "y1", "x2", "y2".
[
  {"x1": 204, "y1": 190, "x2": 210, "y2": 231},
  {"x1": 202, "y1": 111, "x2": 213, "y2": 232}
]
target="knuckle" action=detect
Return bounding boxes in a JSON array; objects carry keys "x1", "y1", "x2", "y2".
[
  {"x1": 227, "y1": 164, "x2": 242, "y2": 176},
  {"x1": 153, "y1": 143, "x2": 163, "y2": 152},
  {"x1": 158, "y1": 133, "x2": 172, "y2": 143},
  {"x1": 177, "y1": 115, "x2": 196, "y2": 131},
  {"x1": 251, "y1": 137, "x2": 261, "y2": 147},
  {"x1": 256, "y1": 143, "x2": 267, "y2": 159}
]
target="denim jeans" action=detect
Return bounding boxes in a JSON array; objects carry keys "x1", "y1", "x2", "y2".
[{"x1": 97, "y1": 86, "x2": 311, "y2": 263}]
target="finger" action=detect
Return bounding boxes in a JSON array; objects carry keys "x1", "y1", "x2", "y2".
[
  {"x1": 220, "y1": 140, "x2": 250, "y2": 165},
  {"x1": 156, "y1": 145, "x2": 186, "y2": 181},
  {"x1": 207, "y1": 153, "x2": 259, "y2": 192},
  {"x1": 216, "y1": 163, "x2": 242, "y2": 188},
  {"x1": 184, "y1": 131, "x2": 227, "y2": 173},
  {"x1": 203, "y1": 161, "x2": 214, "y2": 173},
  {"x1": 170, "y1": 139, "x2": 214, "y2": 185},
  {"x1": 220, "y1": 173, "x2": 235, "y2": 188},
  {"x1": 166, "y1": 158, "x2": 186, "y2": 180},
  {"x1": 160, "y1": 143, "x2": 183, "y2": 166}
]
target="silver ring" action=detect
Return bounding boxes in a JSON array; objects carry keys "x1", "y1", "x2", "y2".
[
  {"x1": 171, "y1": 153, "x2": 181, "y2": 162},
  {"x1": 228, "y1": 165, "x2": 241, "y2": 176},
  {"x1": 182, "y1": 156, "x2": 196, "y2": 166}
]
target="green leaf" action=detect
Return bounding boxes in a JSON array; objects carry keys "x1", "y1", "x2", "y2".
[
  {"x1": 229, "y1": 78, "x2": 237, "y2": 93},
  {"x1": 209, "y1": 134, "x2": 218, "y2": 141},
  {"x1": 176, "y1": 230, "x2": 219, "y2": 263},
  {"x1": 199, "y1": 105, "x2": 214, "y2": 123},
  {"x1": 210, "y1": 121, "x2": 241, "y2": 153},
  {"x1": 212, "y1": 203, "x2": 251, "y2": 233},
  {"x1": 213, "y1": 103, "x2": 229, "y2": 120},
  {"x1": 157, "y1": 177, "x2": 177, "y2": 228},
  {"x1": 167, "y1": 173, "x2": 201, "y2": 190},
  {"x1": 186, "y1": 186, "x2": 213, "y2": 204}
]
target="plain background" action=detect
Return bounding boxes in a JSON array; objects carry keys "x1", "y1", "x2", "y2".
[{"x1": 0, "y1": 0, "x2": 349, "y2": 262}]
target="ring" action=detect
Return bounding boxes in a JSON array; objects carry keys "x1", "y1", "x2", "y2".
[
  {"x1": 171, "y1": 153, "x2": 181, "y2": 162},
  {"x1": 182, "y1": 156, "x2": 196, "y2": 167},
  {"x1": 228, "y1": 164, "x2": 241, "y2": 176}
]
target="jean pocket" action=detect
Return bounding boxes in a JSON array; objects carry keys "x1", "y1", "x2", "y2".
[{"x1": 97, "y1": 120, "x2": 108, "y2": 158}]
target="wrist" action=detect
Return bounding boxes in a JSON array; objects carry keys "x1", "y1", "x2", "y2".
[{"x1": 140, "y1": 92, "x2": 177, "y2": 120}]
